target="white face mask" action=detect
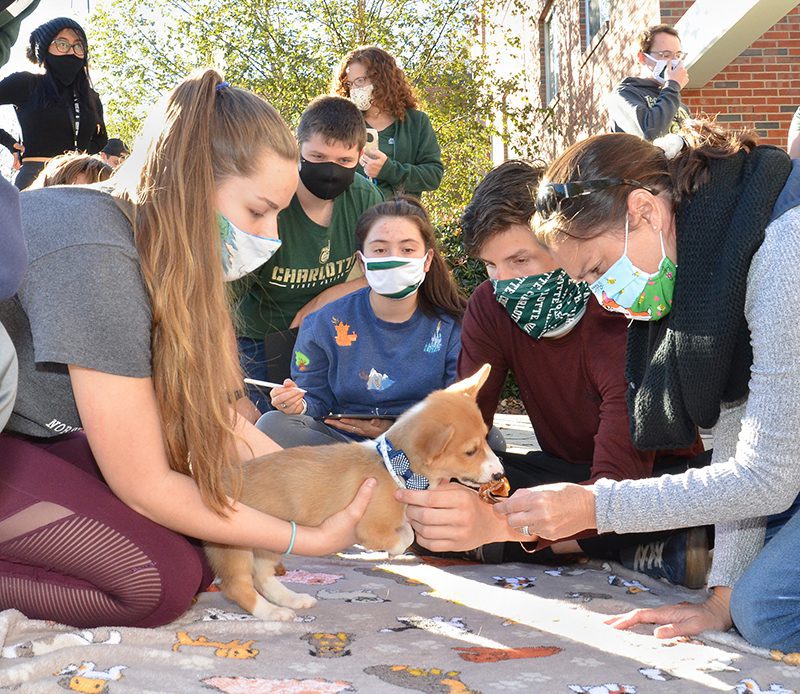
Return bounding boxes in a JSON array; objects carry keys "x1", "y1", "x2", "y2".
[
  {"x1": 359, "y1": 251, "x2": 428, "y2": 299},
  {"x1": 218, "y1": 213, "x2": 282, "y2": 282},
  {"x1": 646, "y1": 54, "x2": 681, "y2": 84},
  {"x1": 350, "y1": 84, "x2": 374, "y2": 111}
]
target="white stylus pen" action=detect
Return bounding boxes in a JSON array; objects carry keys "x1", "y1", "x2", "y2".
[{"x1": 244, "y1": 377, "x2": 306, "y2": 393}]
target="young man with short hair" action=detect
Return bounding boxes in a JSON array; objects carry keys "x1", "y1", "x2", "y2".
[
  {"x1": 233, "y1": 96, "x2": 382, "y2": 410},
  {"x1": 608, "y1": 24, "x2": 691, "y2": 140},
  {"x1": 398, "y1": 160, "x2": 711, "y2": 588}
]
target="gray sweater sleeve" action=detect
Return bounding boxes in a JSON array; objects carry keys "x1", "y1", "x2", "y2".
[
  {"x1": 0, "y1": 177, "x2": 26, "y2": 300},
  {"x1": 594, "y1": 205, "x2": 800, "y2": 587}
]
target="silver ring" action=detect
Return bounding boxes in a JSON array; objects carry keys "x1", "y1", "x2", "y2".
[
  {"x1": 281, "y1": 403, "x2": 287, "y2": 409},
  {"x1": 521, "y1": 525, "x2": 531, "y2": 537}
]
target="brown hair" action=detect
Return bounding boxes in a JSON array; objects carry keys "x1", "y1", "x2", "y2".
[
  {"x1": 356, "y1": 196, "x2": 467, "y2": 320},
  {"x1": 296, "y1": 95, "x2": 367, "y2": 150},
  {"x1": 30, "y1": 152, "x2": 113, "y2": 188},
  {"x1": 638, "y1": 24, "x2": 680, "y2": 54},
  {"x1": 332, "y1": 46, "x2": 417, "y2": 122},
  {"x1": 460, "y1": 159, "x2": 547, "y2": 257},
  {"x1": 535, "y1": 120, "x2": 759, "y2": 246},
  {"x1": 113, "y1": 69, "x2": 297, "y2": 514}
]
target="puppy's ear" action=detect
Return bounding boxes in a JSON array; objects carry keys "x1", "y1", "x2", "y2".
[
  {"x1": 407, "y1": 420, "x2": 455, "y2": 467},
  {"x1": 444, "y1": 363, "x2": 491, "y2": 400}
]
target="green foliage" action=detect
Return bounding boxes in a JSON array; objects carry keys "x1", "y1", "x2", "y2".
[{"x1": 88, "y1": 0, "x2": 534, "y2": 227}]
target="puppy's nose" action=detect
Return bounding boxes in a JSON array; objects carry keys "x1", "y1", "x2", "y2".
[{"x1": 491, "y1": 471, "x2": 504, "y2": 481}]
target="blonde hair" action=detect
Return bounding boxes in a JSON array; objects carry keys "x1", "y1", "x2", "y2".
[
  {"x1": 29, "y1": 152, "x2": 113, "y2": 188},
  {"x1": 113, "y1": 69, "x2": 298, "y2": 514}
]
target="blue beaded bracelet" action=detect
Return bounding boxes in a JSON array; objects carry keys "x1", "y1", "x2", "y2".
[{"x1": 284, "y1": 520, "x2": 297, "y2": 556}]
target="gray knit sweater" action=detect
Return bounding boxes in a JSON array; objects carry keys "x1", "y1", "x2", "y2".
[{"x1": 594, "y1": 205, "x2": 800, "y2": 589}]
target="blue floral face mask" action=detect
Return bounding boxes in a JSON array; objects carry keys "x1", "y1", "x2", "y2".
[
  {"x1": 589, "y1": 214, "x2": 676, "y2": 321},
  {"x1": 218, "y1": 213, "x2": 281, "y2": 282}
]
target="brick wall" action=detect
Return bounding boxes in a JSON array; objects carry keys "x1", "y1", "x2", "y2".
[
  {"x1": 677, "y1": 5, "x2": 800, "y2": 146},
  {"x1": 518, "y1": 0, "x2": 660, "y2": 160},
  {"x1": 506, "y1": 0, "x2": 798, "y2": 159}
]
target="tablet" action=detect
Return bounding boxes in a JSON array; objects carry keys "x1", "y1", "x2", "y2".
[{"x1": 323, "y1": 413, "x2": 399, "y2": 421}]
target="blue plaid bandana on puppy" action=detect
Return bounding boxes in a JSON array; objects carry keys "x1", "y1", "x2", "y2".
[{"x1": 376, "y1": 434, "x2": 429, "y2": 490}]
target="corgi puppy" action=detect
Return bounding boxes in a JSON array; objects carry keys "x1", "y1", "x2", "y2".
[{"x1": 205, "y1": 363, "x2": 504, "y2": 621}]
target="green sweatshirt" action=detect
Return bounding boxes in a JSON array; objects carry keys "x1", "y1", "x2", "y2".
[
  {"x1": 233, "y1": 173, "x2": 382, "y2": 339},
  {"x1": 0, "y1": 1, "x2": 40, "y2": 68},
  {"x1": 358, "y1": 108, "x2": 444, "y2": 200}
]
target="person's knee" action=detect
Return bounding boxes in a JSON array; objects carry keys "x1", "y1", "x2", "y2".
[{"x1": 131, "y1": 538, "x2": 207, "y2": 628}]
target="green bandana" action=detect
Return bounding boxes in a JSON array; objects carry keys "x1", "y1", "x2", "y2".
[{"x1": 492, "y1": 269, "x2": 592, "y2": 339}]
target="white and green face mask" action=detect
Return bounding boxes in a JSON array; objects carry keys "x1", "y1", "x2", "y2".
[{"x1": 359, "y1": 251, "x2": 428, "y2": 299}]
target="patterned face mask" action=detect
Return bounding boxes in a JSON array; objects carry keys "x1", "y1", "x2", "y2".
[
  {"x1": 218, "y1": 213, "x2": 282, "y2": 282},
  {"x1": 492, "y1": 269, "x2": 591, "y2": 339},
  {"x1": 349, "y1": 84, "x2": 374, "y2": 111},
  {"x1": 589, "y1": 215, "x2": 676, "y2": 321},
  {"x1": 359, "y1": 252, "x2": 429, "y2": 299}
]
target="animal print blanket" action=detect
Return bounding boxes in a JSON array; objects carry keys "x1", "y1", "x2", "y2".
[{"x1": 0, "y1": 549, "x2": 797, "y2": 694}]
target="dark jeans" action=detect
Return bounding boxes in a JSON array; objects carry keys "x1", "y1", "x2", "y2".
[
  {"x1": 497, "y1": 447, "x2": 714, "y2": 563},
  {"x1": 238, "y1": 329, "x2": 299, "y2": 414},
  {"x1": 14, "y1": 161, "x2": 45, "y2": 190}
]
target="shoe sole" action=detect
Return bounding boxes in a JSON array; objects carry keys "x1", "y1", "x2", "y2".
[{"x1": 683, "y1": 526, "x2": 710, "y2": 589}]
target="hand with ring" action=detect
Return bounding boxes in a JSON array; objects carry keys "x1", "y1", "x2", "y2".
[{"x1": 269, "y1": 378, "x2": 306, "y2": 415}]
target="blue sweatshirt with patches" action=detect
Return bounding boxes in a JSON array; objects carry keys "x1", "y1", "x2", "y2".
[{"x1": 291, "y1": 287, "x2": 461, "y2": 419}]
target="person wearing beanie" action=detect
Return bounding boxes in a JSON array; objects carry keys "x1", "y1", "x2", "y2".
[
  {"x1": 0, "y1": 16, "x2": 107, "y2": 190},
  {"x1": 100, "y1": 137, "x2": 129, "y2": 168}
]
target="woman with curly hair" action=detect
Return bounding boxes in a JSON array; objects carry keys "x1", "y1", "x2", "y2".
[{"x1": 333, "y1": 45, "x2": 443, "y2": 200}]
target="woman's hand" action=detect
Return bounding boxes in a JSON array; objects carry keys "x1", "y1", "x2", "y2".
[
  {"x1": 605, "y1": 587, "x2": 733, "y2": 639},
  {"x1": 303, "y1": 478, "x2": 377, "y2": 555},
  {"x1": 325, "y1": 417, "x2": 392, "y2": 438},
  {"x1": 395, "y1": 482, "x2": 531, "y2": 551},
  {"x1": 12, "y1": 142, "x2": 24, "y2": 170},
  {"x1": 361, "y1": 148, "x2": 388, "y2": 178},
  {"x1": 269, "y1": 379, "x2": 306, "y2": 414},
  {"x1": 493, "y1": 482, "x2": 597, "y2": 541}
]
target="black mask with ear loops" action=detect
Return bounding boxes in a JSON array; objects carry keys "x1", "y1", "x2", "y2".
[
  {"x1": 299, "y1": 158, "x2": 356, "y2": 200},
  {"x1": 45, "y1": 54, "x2": 85, "y2": 85}
]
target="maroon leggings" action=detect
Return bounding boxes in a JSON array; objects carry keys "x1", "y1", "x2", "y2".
[{"x1": 0, "y1": 432, "x2": 214, "y2": 628}]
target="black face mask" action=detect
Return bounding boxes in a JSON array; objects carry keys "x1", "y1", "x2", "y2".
[
  {"x1": 46, "y1": 54, "x2": 85, "y2": 86},
  {"x1": 299, "y1": 158, "x2": 356, "y2": 200}
]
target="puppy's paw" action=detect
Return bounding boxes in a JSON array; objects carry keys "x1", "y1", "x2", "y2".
[
  {"x1": 386, "y1": 523, "x2": 415, "y2": 557},
  {"x1": 253, "y1": 603, "x2": 296, "y2": 622},
  {"x1": 286, "y1": 593, "x2": 317, "y2": 610}
]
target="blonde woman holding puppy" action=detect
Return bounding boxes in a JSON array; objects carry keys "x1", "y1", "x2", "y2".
[
  {"x1": 0, "y1": 69, "x2": 375, "y2": 629},
  {"x1": 262, "y1": 196, "x2": 465, "y2": 447}
]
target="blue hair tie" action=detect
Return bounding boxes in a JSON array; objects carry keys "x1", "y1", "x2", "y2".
[{"x1": 216, "y1": 81, "x2": 230, "y2": 92}]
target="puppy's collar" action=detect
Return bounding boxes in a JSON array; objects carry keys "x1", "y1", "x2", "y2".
[{"x1": 375, "y1": 434, "x2": 429, "y2": 490}]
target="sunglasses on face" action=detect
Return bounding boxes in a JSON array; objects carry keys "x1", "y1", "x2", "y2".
[{"x1": 534, "y1": 178, "x2": 660, "y2": 218}]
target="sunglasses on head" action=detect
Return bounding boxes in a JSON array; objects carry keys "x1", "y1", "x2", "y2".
[{"x1": 534, "y1": 178, "x2": 659, "y2": 218}]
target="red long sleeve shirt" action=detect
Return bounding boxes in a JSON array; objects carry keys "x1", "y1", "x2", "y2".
[{"x1": 458, "y1": 281, "x2": 703, "y2": 484}]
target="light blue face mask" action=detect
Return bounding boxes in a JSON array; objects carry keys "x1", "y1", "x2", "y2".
[
  {"x1": 589, "y1": 214, "x2": 676, "y2": 321},
  {"x1": 218, "y1": 213, "x2": 282, "y2": 282}
]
